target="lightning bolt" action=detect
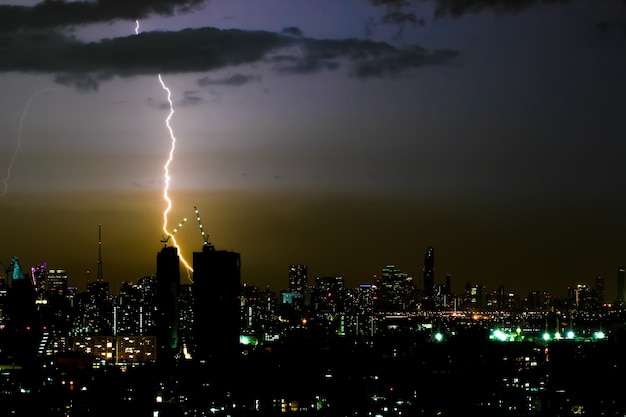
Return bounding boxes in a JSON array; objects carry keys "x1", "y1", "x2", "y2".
[
  {"x1": 1, "y1": 87, "x2": 59, "y2": 197},
  {"x1": 158, "y1": 74, "x2": 194, "y2": 279},
  {"x1": 135, "y1": 20, "x2": 193, "y2": 280}
]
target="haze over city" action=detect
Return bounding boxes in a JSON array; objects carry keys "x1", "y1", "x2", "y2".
[{"x1": 0, "y1": 0, "x2": 624, "y2": 299}]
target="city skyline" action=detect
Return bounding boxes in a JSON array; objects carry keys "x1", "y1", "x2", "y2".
[{"x1": 0, "y1": 0, "x2": 625, "y2": 299}]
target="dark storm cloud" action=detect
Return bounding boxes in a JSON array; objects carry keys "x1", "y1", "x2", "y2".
[
  {"x1": 0, "y1": 0, "x2": 205, "y2": 32},
  {"x1": 351, "y1": 45, "x2": 457, "y2": 77},
  {"x1": 366, "y1": 0, "x2": 425, "y2": 40},
  {"x1": 0, "y1": 27, "x2": 458, "y2": 90},
  {"x1": 280, "y1": 27, "x2": 304, "y2": 38},
  {"x1": 270, "y1": 55, "x2": 341, "y2": 75},
  {"x1": 368, "y1": 0, "x2": 625, "y2": 19},
  {"x1": 197, "y1": 73, "x2": 259, "y2": 87},
  {"x1": 431, "y1": 0, "x2": 625, "y2": 17}
]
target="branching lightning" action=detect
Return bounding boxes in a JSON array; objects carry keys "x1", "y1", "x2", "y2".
[
  {"x1": 135, "y1": 19, "x2": 193, "y2": 280},
  {"x1": 1, "y1": 87, "x2": 59, "y2": 197}
]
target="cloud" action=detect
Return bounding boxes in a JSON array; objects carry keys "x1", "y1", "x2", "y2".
[
  {"x1": 367, "y1": 0, "x2": 625, "y2": 22},
  {"x1": 431, "y1": 0, "x2": 625, "y2": 18},
  {"x1": 197, "y1": 73, "x2": 260, "y2": 87},
  {"x1": 0, "y1": 26, "x2": 458, "y2": 90},
  {"x1": 181, "y1": 90, "x2": 203, "y2": 106},
  {"x1": 350, "y1": 45, "x2": 457, "y2": 78},
  {"x1": 0, "y1": 0, "x2": 206, "y2": 32},
  {"x1": 270, "y1": 54, "x2": 342, "y2": 75}
]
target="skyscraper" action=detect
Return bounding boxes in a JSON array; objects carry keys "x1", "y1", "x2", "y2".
[
  {"x1": 47, "y1": 269, "x2": 68, "y2": 296},
  {"x1": 191, "y1": 244, "x2": 241, "y2": 366},
  {"x1": 289, "y1": 264, "x2": 308, "y2": 292},
  {"x1": 617, "y1": 265, "x2": 625, "y2": 305},
  {"x1": 4, "y1": 256, "x2": 40, "y2": 365},
  {"x1": 155, "y1": 245, "x2": 181, "y2": 362},
  {"x1": 422, "y1": 246, "x2": 435, "y2": 309},
  {"x1": 376, "y1": 265, "x2": 415, "y2": 312}
]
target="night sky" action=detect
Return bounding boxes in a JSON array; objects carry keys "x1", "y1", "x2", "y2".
[{"x1": 0, "y1": 0, "x2": 625, "y2": 300}]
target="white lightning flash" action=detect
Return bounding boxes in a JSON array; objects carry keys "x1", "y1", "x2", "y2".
[
  {"x1": 136, "y1": 20, "x2": 193, "y2": 279},
  {"x1": 158, "y1": 74, "x2": 194, "y2": 279},
  {"x1": 1, "y1": 87, "x2": 59, "y2": 197}
]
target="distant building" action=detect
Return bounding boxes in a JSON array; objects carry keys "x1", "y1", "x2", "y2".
[
  {"x1": 73, "y1": 335, "x2": 115, "y2": 366},
  {"x1": 288, "y1": 264, "x2": 308, "y2": 292},
  {"x1": 115, "y1": 281, "x2": 142, "y2": 335},
  {"x1": 462, "y1": 283, "x2": 484, "y2": 310},
  {"x1": 376, "y1": 265, "x2": 416, "y2": 312},
  {"x1": 618, "y1": 265, "x2": 626, "y2": 305},
  {"x1": 47, "y1": 268, "x2": 68, "y2": 296},
  {"x1": 422, "y1": 246, "x2": 435, "y2": 309},
  {"x1": 116, "y1": 335, "x2": 157, "y2": 364}
]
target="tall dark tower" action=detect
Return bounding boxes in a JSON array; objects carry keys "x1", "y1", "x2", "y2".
[
  {"x1": 192, "y1": 243, "x2": 241, "y2": 369},
  {"x1": 422, "y1": 246, "x2": 435, "y2": 310},
  {"x1": 156, "y1": 245, "x2": 181, "y2": 362},
  {"x1": 4, "y1": 256, "x2": 40, "y2": 365},
  {"x1": 618, "y1": 266, "x2": 625, "y2": 305},
  {"x1": 97, "y1": 224, "x2": 103, "y2": 283}
]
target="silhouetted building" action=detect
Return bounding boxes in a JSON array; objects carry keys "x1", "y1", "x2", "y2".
[
  {"x1": 4, "y1": 256, "x2": 40, "y2": 365},
  {"x1": 422, "y1": 246, "x2": 435, "y2": 309},
  {"x1": 462, "y1": 283, "x2": 484, "y2": 310},
  {"x1": 47, "y1": 268, "x2": 68, "y2": 296},
  {"x1": 115, "y1": 281, "x2": 142, "y2": 335},
  {"x1": 192, "y1": 244, "x2": 241, "y2": 366},
  {"x1": 376, "y1": 265, "x2": 416, "y2": 312},
  {"x1": 156, "y1": 245, "x2": 181, "y2": 362},
  {"x1": 595, "y1": 276, "x2": 604, "y2": 305},
  {"x1": 289, "y1": 264, "x2": 308, "y2": 292},
  {"x1": 618, "y1": 265, "x2": 626, "y2": 306}
]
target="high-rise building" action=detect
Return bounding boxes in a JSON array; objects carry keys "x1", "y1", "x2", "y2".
[
  {"x1": 192, "y1": 244, "x2": 241, "y2": 366},
  {"x1": 136, "y1": 275, "x2": 158, "y2": 335},
  {"x1": 462, "y1": 283, "x2": 484, "y2": 310},
  {"x1": 376, "y1": 265, "x2": 416, "y2": 312},
  {"x1": 47, "y1": 268, "x2": 68, "y2": 296},
  {"x1": 115, "y1": 281, "x2": 142, "y2": 336},
  {"x1": 4, "y1": 256, "x2": 40, "y2": 364},
  {"x1": 31, "y1": 263, "x2": 47, "y2": 301},
  {"x1": 618, "y1": 265, "x2": 626, "y2": 305},
  {"x1": 155, "y1": 245, "x2": 181, "y2": 362},
  {"x1": 289, "y1": 264, "x2": 308, "y2": 292},
  {"x1": 423, "y1": 246, "x2": 434, "y2": 296},
  {"x1": 595, "y1": 276, "x2": 604, "y2": 305}
]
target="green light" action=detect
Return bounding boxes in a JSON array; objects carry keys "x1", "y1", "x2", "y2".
[
  {"x1": 434, "y1": 332, "x2": 444, "y2": 342},
  {"x1": 239, "y1": 335, "x2": 258, "y2": 346},
  {"x1": 542, "y1": 332, "x2": 551, "y2": 341},
  {"x1": 490, "y1": 329, "x2": 508, "y2": 342}
]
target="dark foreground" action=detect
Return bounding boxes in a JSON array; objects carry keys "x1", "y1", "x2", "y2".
[{"x1": 1, "y1": 331, "x2": 624, "y2": 416}]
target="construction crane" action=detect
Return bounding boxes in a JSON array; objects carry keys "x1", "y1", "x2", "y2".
[
  {"x1": 161, "y1": 217, "x2": 187, "y2": 247},
  {"x1": 194, "y1": 206, "x2": 211, "y2": 246}
]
